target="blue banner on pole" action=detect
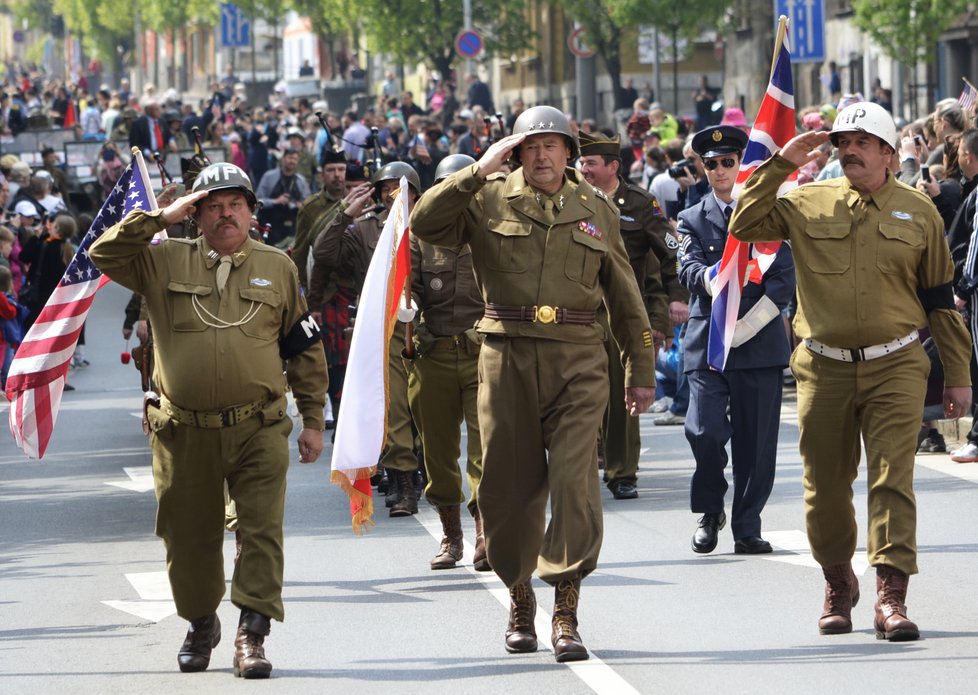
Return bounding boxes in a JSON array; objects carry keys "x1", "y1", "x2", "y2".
[
  {"x1": 774, "y1": 0, "x2": 825, "y2": 63},
  {"x1": 221, "y1": 3, "x2": 251, "y2": 49}
]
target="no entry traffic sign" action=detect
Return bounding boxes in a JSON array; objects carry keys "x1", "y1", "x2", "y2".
[{"x1": 455, "y1": 30, "x2": 484, "y2": 60}]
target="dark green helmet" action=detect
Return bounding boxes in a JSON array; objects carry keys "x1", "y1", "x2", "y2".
[
  {"x1": 191, "y1": 162, "x2": 257, "y2": 209},
  {"x1": 371, "y1": 161, "x2": 421, "y2": 195},
  {"x1": 434, "y1": 154, "x2": 476, "y2": 182},
  {"x1": 511, "y1": 105, "x2": 579, "y2": 163}
]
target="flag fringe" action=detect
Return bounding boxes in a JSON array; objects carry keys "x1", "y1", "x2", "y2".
[{"x1": 330, "y1": 467, "x2": 377, "y2": 535}]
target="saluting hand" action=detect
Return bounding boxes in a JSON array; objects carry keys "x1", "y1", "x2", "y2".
[
  {"x1": 478, "y1": 132, "x2": 526, "y2": 179},
  {"x1": 161, "y1": 190, "x2": 209, "y2": 225},
  {"x1": 779, "y1": 130, "x2": 832, "y2": 168},
  {"x1": 342, "y1": 183, "x2": 375, "y2": 219}
]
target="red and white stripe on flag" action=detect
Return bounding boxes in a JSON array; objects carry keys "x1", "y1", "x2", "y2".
[
  {"x1": 330, "y1": 176, "x2": 411, "y2": 534},
  {"x1": 707, "y1": 19, "x2": 795, "y2": 372},
  {"x1": 6, "y1": 152, "x2": 157, "y2": 458}
]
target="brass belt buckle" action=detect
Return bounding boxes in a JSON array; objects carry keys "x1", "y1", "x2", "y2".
[{"x1": 534, "y1": 305, "x2": 558, "y2": 324}]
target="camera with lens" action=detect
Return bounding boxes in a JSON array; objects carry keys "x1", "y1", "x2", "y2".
[{"x1": 667, "y1": 159, "x2": 695, "y2": 179}]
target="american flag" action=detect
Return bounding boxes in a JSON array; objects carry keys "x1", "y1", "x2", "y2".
[
  {"x1": 6, "y1": 152, "x2": 157, "y2": 458},
  {"x1": 707, "y1": 18, "x2": 795, "y2": 372},
  {"x1": 959, "y1": 81, "x2": 977, "y2": 113}
]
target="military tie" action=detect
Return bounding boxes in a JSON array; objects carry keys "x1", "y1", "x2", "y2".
[
  {"x1": 216, "y1": 256, "x2": 233, "y2": 296},
  {"x1": 541, "y1": 196, "x2": 556, "y2": 225},
  {"x1": 723, "y1": 205, "x2": 733, "y2": 226}
]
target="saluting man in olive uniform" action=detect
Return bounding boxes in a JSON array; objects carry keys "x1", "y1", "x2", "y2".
[
  {"x1": 90, "y1": 163, "x2": 328, "y2": 679},
  {"x1": 407, "y1": 153, "x2": 489, "y2": 571},
  {"x1": 730, "y1": 102, "x2": 972, "y2": 641},
  {"x1": 578, "y1": 130, "x2": 681, "y2": 500},
  {"x1": 312, "y1": 161, "x2": 422, "y2": 516},
  {"x1": 411, "y1": 106, "x2": 655, "y2": 663}
]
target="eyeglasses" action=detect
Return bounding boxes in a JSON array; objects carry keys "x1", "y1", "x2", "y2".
[{"x1": 703, "y1": 157, "x2": 737, "y2": 171}]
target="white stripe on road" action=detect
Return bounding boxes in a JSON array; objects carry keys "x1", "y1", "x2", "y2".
[
  {"x1": 414, "y1": 507, "x2": 641, "y2": 695},
  {"x1": 102, "y1": 571, "x2": 176, "y2": 622},
  {"x1": 105, "y1": 466, "x2": 155, "y2": 492},
  {"x1": 761, "y1": 530, "x2": 870, "y2": 574},
  {"x1": 915, "y1": 455, "x2": 978, "y2": 484}
]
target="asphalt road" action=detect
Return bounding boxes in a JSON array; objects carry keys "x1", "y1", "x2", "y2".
[{"x1": 2, "y1": 280, "x2": 978, "y2": 694}]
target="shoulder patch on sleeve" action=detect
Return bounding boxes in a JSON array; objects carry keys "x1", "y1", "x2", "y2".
[{"x1": 665, "y1": 234, "x2": 679, "y2": 249}]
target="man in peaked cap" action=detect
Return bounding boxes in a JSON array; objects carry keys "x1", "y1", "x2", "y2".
[
  {"x1": 578, "y1": 130, "x2": 686, "y2": 501},
  {"x1": 677, "y1": 124, "x2": 795, "y2": 557}
]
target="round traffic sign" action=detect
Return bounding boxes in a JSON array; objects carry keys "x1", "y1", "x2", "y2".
[
  {"x1": 455, "y1": 30, "x2": 483, "y2": 59},
  {"x1": 568, "y1": 27, "x2": 595, "y2": 59}
]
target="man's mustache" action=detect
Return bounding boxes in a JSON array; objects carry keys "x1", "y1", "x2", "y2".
[{"x1": 841, "y1": 155, "x2": 864, "y2": 167}]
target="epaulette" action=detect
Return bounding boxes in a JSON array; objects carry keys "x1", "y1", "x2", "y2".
[{"x1": 593, "y1": 188, "x2": 608, "y2": 200}]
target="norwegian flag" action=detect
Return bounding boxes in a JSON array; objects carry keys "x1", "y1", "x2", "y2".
[
  {"x1": 707, "y1": 18, "x2": 795, "y2": 372},
  {"x1": 6, "y1": 152, "x2": 157, "y2": 458}
]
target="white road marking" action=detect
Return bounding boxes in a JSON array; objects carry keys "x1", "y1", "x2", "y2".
[
  {"x1": 761, "y1": 530, "x2": 870, "y2": 574},
  {"x1": 915, "y1": 455, "x2": 978, "y2": 483},
  {"x1": 102, "y1": 571, "x2": 176, "y2": 622},
  {"x1": 105, "y1": 466, "x2": 155, "y2": 493},
  {"x1": 415, "y1": 507, "x2": 641, "y2": 695}
]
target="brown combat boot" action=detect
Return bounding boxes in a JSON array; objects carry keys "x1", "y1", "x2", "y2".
[
  {"x1": 430, "y1": 505, "x2": 464, "y2": 569},
  {"x1": 552, "y1": 579, "x2": 588, "y2": 663},
  {"x1": 233, "y1": 609, "x2": 273, "y2": 679},
  {"x1": 818, "y1": 563, "x2": 860, "y2": 635},
  {"x1": 177, "y1": 613, "x2": 221, "y2": 672},
  {"x1": 505, "y1": 581, "x2": 538, "y2": 653},
  {"x1": 389, "y1": 469, "x2": 418, "y2": 517},
  {"x1": 874, "y1": 565, "x2": 920, "y2": 641},
  {"x1": 472, "y1": 507, "x2": 491, "y2": 572}
]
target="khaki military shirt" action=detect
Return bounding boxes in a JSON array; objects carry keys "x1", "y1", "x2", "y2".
[
  {"x1": 312, "y1": 204, "x2": 387, "y2": 291},
  {"x1": 410, "y1": 236, "x2": 484, "y2": 337},
  {"x1": 731, "y1": 154, "x2": 972, "y2": 385},
  {"x1": 613, "y1": 178, "x2": 679, "y2": 335},
  {"x1": 293, "y1": 188, "x2": 342, "y2": 289},
  {"x1": 410, "y1": 164, "x2": 654, "y2": 387},
  {"x1": 90, "y1": 209, "x2": 328, "y2": 429}
]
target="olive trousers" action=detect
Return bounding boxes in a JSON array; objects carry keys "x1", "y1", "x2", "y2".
[
  {"x1": 407, "y1": 342, "x2": 482, "y2": 515},
  {"x1": 477, "y1": 336, "x2": 607, "y2": 587},
  {"x1": 148, "y1": 404, "x2": 292, "y2": 622},
  {"x1": 791, "y1": 342, "x2": 928, "y2": 575}
]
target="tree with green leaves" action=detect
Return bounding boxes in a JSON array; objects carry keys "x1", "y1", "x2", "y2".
[
  {"x1": 352, "y1": 0, "x2": 535, "y2": 81},
  {"x1": 851, "y1": 0, "x2": 970, "y2": 67},
  {"x1": 557, "y1": 1, "x2": 727, "y2": 111}
]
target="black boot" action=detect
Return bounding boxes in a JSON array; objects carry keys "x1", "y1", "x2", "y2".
[
  {"x1": 177, "y1": 613, "x2": 221, "y2": 673},
  {"x1": 233, "y1": 609, "x2": 272, "y2": 679},
  {"x1": 389, "y1": 469, "x2": 419, "y2": 517}
]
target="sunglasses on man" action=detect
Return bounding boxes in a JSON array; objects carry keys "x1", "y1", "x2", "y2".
[{"x1": 703, "y1": 157, "x2": 737, "y2": 171}]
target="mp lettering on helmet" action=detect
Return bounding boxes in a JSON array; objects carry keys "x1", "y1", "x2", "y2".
[
  {"x1": 842, "y1": 108, "x2": 867, "y2": 125},
  {"x1": 197, "y1": 164, "x2": 243, "y2": 187}
]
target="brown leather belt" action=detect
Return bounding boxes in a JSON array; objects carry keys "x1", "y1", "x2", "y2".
[
  {"x1": 161, "y1": 395, "x2": 267, "y2": 429},
  {"x1": 432, "y1": 335, "x2": 465, "y2": 350},
  {"x1": 484, "y1": 303, "x2": 596, "y2": 326}
]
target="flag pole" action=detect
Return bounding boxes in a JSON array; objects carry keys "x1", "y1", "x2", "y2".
[{"x1": 771, "y1": 15, "x2": 789, "y2": 80}]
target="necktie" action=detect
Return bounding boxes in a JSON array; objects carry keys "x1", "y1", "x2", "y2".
[
  {"x1": 152, "y1": 119, "x2": 164, "y2": 151},
  {"x1": 723, "y1": 205, "x2": 733, "y2": 225},
  {"x1": 216, "y1": 256, "x2": 233, "y2": 296},
  {"x1": 540, "y1": 197, "x2": 555, "y2": 225}
]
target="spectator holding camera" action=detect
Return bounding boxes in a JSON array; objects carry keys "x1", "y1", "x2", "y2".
[{"x1": 255, "y1": 147, "x2": 311, "y2": 246}]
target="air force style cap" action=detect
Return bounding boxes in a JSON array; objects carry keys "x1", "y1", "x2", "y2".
[
  {"x1": 691, "y1": 125, "x2": 749, "y2": 159},
  {"x1": 578, "y1": 131, "x2": 621, "y2": 157}
]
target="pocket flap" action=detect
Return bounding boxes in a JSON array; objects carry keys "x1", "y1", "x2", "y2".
[
  {"x1": 167, "y1": 281, "x2": 212, "y2": 297},
  {"x1": 239, "y1": 287, "x2": 283, "y2": 307},
  {"x1": 804, "y1": 222, "x2": 850, "y2": 240},
  {"x1": 488, "y1": 218, "x2": 533, "y2": 237},
  {"x1": 879, "y1": 223, "x2": 923, "y2": 246}
]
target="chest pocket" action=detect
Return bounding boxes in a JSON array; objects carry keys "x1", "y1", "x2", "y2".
[
  {"x1": 238, "y1": 287, "x2": 283, "y2": 339},
  {"x1": 166, "y1": 281, "x2": 212, "y2": 332},
  {"x1": 564, "y1": 228, "x2": 605, "y2": 289},
  {"x1": 877, "y1": 222, "x2": 923, "y2": 275},
  {"x1": 801, "y1": 222, "x2": 851, "y2": 274},
  {"x1": 421, "y1": 250, "x2": 455, "y2": 297},
  {"x1": 485, "y1": 218, "x2": 531, "y2": 273},
  {"x1": 701, "y1": 236, "x2": 725, "y2": 265}
]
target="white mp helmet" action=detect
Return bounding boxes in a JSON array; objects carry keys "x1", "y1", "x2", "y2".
[{"x1": 830, "y1": 101, "x2": 898, "y2": 151}]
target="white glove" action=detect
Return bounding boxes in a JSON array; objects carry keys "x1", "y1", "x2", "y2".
[
  {"x1": 730, "y1": 295, "x2": 780, "y2": 348},
  {"x1": 702, "y1": 262, "x2": 720, "y2": 296},
  {"x1": 397, "y1": 297, "x2": 419, "y2": 323}
]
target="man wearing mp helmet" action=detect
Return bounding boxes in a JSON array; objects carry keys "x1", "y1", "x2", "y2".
[
  {"x1": 90, "y1": 162, "x2": 328, "y2": 678},
  {"x1": 729, "y1": 101, "x2": 972, "y2": 641}
]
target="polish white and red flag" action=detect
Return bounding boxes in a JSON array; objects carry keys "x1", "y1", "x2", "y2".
[
  {"x1": 330, "y1": 176, "x2": 411, "y2": 534},
  {"x1": 708, "y1": 17, "x2": 795, "y2": 372},
  {"x1": 7, "y1": 151, "x2": 157, "y2": 458}
]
